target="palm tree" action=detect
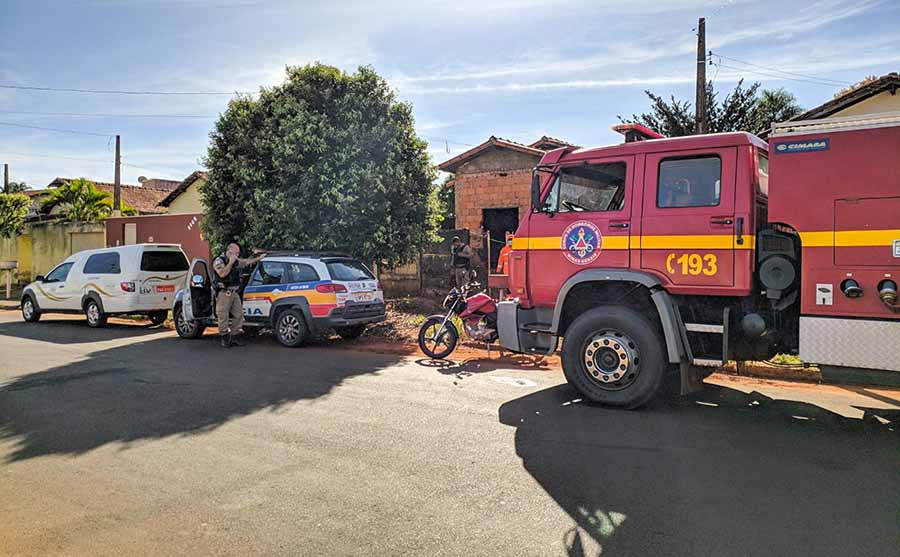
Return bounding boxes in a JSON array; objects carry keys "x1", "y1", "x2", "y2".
[{"x1": 40, "y1": 178, "x2": 136, "y2": 222}]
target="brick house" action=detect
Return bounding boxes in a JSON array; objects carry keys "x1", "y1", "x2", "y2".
[{"x1": 438, "y1": 135, "x2": 573, "y2": 268}]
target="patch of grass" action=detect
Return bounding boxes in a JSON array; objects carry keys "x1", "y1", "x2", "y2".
[{"x1": 768, "y1": 353, "x2": 803, "y2": 365}]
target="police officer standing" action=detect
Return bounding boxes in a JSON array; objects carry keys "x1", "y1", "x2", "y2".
[{"x1": 213, "y1": 242, "x2": 265, "y2": 348}]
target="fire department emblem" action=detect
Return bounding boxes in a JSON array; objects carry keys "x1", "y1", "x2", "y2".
[{"x1": 562, "y1": 221, "x2": 602, "y2": 265}]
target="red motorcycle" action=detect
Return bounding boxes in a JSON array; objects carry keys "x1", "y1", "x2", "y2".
[{"x1": 418, "y1": 279, "x2": 498, "y2": 359}]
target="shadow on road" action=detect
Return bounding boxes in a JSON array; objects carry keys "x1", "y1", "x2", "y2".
[
  {"x1": 0, "y1": 318, "x2": 162, "y2": 345},
  {"x1": 415, "y1": 353, "x2": 553, "y2": 376},
  {"x1": 0, "y1": 332, "x2": 403, "y2": 462},
  {"x1": 499, "y1": 384, "x2": 899, "y2": 556}
]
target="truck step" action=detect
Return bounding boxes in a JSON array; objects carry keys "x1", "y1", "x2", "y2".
[
  {"x1": 521, "y1": 323, "x2": 553, "y2": 333},
  {"x1": 692, "y1": 358, "x2": 724, "y2": 367},
  {"x1": 685, "y1": 323, "x2": 724, "y2": 333}
]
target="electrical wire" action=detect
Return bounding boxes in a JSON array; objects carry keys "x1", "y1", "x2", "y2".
[
  {"x1": 4, "y1": 150, "x2": 189, "y2": 179},
  {"x1": 0, "y1": 83, "x2": 249, "y2": 96},
  {"x1": 710, "y1": 62, "x2": 843, "y2": 88},
  {"x1": 0, "y1": 121, "x2": 113, "y2": 137},
  {"x1": 0, "y1": 109, "x2": 217, "y2": 119},
  {"x1": 2, "y1": 150, "x2": 113, "y2": 164},
  {"x1": 708, "y1": 52, "x2": 852, "y2": 86}
]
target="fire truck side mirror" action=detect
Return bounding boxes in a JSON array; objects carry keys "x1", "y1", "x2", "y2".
[{"x1": 530, "y1": 173, "x2": 541, "y2": 211}]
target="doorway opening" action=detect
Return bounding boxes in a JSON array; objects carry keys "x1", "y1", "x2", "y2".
[{"x1": 482, "y1": 208, "x2": 519, "y2": 269}]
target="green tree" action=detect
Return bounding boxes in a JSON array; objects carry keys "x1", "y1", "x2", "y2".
[
  {"x1": 751, "y1": 88, "x2": 803, "y2": 135},
  {"x1": 201, "y1": 63, "x2": 440, "y2": 266},
  {"x1": 40, "y1": 178, "x2": 136, "y2": 221},
  {"x1": 0, "y1": 193, "x2": 30, "y2": 238},
  {"x1": 622, "y1": 80, "x2": 802, "y2": 137},
  {"x1": 437, "y1": 174, "x2": 455, "y2": 229},
  {"x1": 4, "y1": 181, "x2": 30, "y2": 194}
]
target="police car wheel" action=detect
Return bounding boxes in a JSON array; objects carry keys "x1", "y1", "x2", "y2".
[
  {"x1": 561, "y1": 306, "x2": 666, "y2": 409},
  {"x1": 174, "y1": 304, "x2": 205, "y2": 339},
  {"x1": 84, "y1": 299, "x2": 108, "y2": 328},
  {"x1": 275, "y1": 309, "x2": 308, "y2": 348}
]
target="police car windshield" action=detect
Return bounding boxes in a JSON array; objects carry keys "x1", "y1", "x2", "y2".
[{"x1": 325, "y1": 259, "x2": 373, "y2": 281}]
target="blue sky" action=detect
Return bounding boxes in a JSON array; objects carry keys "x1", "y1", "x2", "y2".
[{"x1": 2, "y1": 0, "x2": 898, "y2": 188}]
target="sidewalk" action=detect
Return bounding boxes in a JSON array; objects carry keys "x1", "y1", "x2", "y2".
[{"x1": 0, "y1": 284, "x2": 23, "y2": 311}]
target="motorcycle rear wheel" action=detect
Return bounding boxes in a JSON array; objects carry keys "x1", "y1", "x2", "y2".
[{"x1": 418, "y1": 316, "x2": 459, "y2": 359}]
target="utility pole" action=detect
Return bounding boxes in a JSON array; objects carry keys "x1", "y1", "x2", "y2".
[
  {"x1": 695, "y1": 17, "x2": 707, "y2": 135},
  {"x1": 113, "y1": 135, "x2": 121, "y2": 215},
  {"x1": 3, "y1": 163, "x2": 8, "y2": 194}
]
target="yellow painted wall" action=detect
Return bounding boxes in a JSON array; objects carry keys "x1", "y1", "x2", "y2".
[
  {"x1": 832, "y1": 91, "x2": 900, "y2": 117},
  {"x1": 167, "y1": 179, "x2": 205, "y2": 214},
  {"x1": 0, "y1": 221, "x2": 105, "y2": 283}
]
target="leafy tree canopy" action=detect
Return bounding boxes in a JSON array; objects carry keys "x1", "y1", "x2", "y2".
[
  {"x1": 4, "y1": 181, "x2": 30, "y2": 194},
  {"x1": 40, "y1": 178, "x2": 136, "y2": 222},
  {"x1": 437, "y1": 174, "x2": 455, "y2": 229},
  {"x1": 0, "y1": 193, "x2": 30, "y2": 238},
  {"x1": 622, "y1": 80, "x2": 802, "y2": 137},
  {"x1": 201, "y1": 63, "x2": 440, "y2": 266}
]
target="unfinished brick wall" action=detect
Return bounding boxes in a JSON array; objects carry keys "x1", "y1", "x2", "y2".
[{"x1": 454, "y1": 168, "x2": 532, "y2": 248}]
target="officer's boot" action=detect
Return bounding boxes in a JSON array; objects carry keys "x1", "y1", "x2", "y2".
[
  {"x1": 230, "y1": 334, "x2": 244, "y2": 347},
  {"x1": 220, "y1": 335, "x2": 231, "y2": 348}
]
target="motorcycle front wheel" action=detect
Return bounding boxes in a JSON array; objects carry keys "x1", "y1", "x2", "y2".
[{"x1": 418, "y1": 316, "x2": 459, "y2": 359}]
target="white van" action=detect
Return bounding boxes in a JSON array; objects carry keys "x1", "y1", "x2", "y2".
[{"x1": 20, "y1": 244, "x2": 190, "y2": 327}]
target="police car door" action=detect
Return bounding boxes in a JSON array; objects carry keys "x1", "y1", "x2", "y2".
[
  {"x1": 243, "y1": 261, "x2": 288, "y2": 320},
  {"x1": 183, "y1": 258, "x2": 213, "y2": 321}
]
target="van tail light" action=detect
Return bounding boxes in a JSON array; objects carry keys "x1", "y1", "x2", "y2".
[
  {"x1": 315, "y1": 283, "x2": 348, "y2": 294},
  {"x1": 120, "y1": 281, "x2": 136, "y2": 292},
  {"x1": 375, "y1": 281, "x2": 382, "y2": 291}
]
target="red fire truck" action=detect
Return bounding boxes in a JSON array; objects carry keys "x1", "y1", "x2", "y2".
[{"x1": 496, "y1": 112, "x2": 900, "y2": 408}]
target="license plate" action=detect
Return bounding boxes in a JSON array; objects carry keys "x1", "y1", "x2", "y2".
[
  {"x1": 352, "y1": 292, "x2": 374, "y2": 302},
  {"x1": 156, "y1": 285, "x2": 175, "y2": 293}
]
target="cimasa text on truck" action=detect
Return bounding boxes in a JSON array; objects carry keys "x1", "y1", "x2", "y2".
[{"x1": 494, "y1": 113, "x2": 900, "y2": 408}]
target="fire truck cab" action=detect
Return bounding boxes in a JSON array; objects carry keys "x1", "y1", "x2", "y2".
[{"x1": 497, "y1": 115, "x2": 900, "y2": 408}]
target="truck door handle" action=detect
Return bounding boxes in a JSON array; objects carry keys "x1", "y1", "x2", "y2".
[
  {"x1": 710, "y1": 218, "x2": 733, "y2": 225},
  {"x1": 736, "y1": 217, "x2": 745, "y2": 245},
  {"x1": 609, "y1": 222, "x2": 630, "y2": 229}
]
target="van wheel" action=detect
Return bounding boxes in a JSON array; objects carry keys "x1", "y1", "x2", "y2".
[
  {"x1": 335, "y1": 325, "x2": 367, "y2": 340},
  {"x1": 22, "y1": 296, "x2": 41, "y2": 322},
  {"x1": 174, "y1": 304, "x2": 205, "y2": 339},
  {"x1": 561, "y1": 306, "x2": 666, "y2": 409},
  {"x1": 275, "y1": 309, "x2": 308, "y2": 348},
  {"x1": 84, "y1": 299, "x2": 108, "y2": 328},
  {"x1": 149, "y1": 310, "x2": 168, "y2": 326}
]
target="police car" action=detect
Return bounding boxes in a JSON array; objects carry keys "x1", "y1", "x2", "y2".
[{"x1": 173, "y1": 252, "x2": 385, "y2": 347}]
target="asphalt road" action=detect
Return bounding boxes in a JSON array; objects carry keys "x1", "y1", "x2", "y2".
[{"x1": 1, "y1": 310, "x2": 898, "y2": 556}]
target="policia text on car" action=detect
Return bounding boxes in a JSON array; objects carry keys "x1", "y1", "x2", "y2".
[{"x1": 213, "y1": 243, "x2": 265, "y2": 348}]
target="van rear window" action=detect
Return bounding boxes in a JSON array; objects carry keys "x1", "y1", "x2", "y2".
[
  {"x1": 141, "y1": 251, "x2": 189, "y2": 272},
  {"x1": 325, "y1": 260, "x2": 374, "y2": 281}
]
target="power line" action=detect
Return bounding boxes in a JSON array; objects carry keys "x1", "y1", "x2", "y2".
[
  {"x1": 0, "y1": 121, "x2": 114, "y2": 137},
  {"x1": 0, "y1": 109, "x2": 217, "y2": 119},
  {"x1": 710, "y1": 62, "x2": 843, "y2": 88},
  {"x1": 3, "y1": 150, "x2": 113, "y2": 164},
  {"x1": 0, "y1": 83, "x2": 250, "y2": 96},
  {"x1": 708, "y1": 52, "x2": 852, "y2": 86},
  {"x1": 4, "y1": 150, "x2": 190, "y2": 179}
]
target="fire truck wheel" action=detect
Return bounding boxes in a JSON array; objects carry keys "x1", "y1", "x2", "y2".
[{"x1": 561, "y1": 306, "x2": 666, "y2": 409}]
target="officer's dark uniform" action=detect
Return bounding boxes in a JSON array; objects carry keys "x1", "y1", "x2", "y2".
[
  {"x1": 212, "y1": 253, "x2": 244, "y2": 341},
  {"x1": 451, "y1": 242, "x2": 473, "y2": 288}
]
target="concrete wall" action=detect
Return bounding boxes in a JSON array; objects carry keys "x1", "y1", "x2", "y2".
[
  {"x1": 0, "y1": 221, "x2": 106, "y2": 283},
  {"x1": 106, "y1": 213, "x2": 211, "y2": 262},
  {"x1": 167, "y1": 179, "x2": 205, "y2": 214},
  {"x1": 832, "y1": 90, "x2": 900, "y2": 117}
]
